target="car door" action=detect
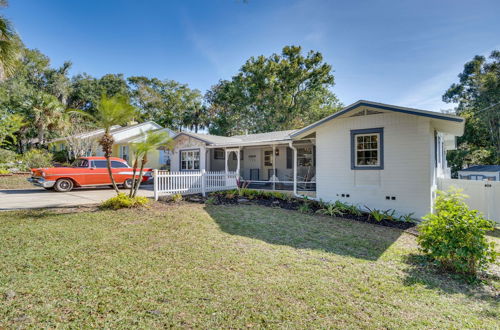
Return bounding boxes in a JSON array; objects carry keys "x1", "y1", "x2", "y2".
[
  {"x1": 88, "y1": 160, "x2": 110, "y2": 185},
  {"x1": 111, "y1": 160, "x2": 132, "y2": 184}
]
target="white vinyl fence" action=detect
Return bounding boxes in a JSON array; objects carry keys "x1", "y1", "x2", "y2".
[
  {"x1": 153, "y1": 170, "x2": 238, "y2": 200},
  {"x1": 437, "y1": 178, "x2": 500, "y2": 224}
]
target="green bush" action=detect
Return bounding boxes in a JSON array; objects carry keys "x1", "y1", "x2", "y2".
[
  {"x1": 100, "y1": 193, "x2": 149, "y2": 210},
  {"x1": 22, "y1": 149, "x2": 53, "y2": 169},
  {"x1": 418, "y1": 189, "x2": 497, "y2": 275},
  {"x1": 0, "y1": 168, "x2": 10, "y2": 175},
  {"x1": 51, "y1": 150, "x2": 71, "y2": 163},
  {"x1": 316, "y1": 203, "x2": 344, "y2": 217},
  {"x1": 0, "y1": 148, "x2": 17, "y2": 163},
  {"x1": 171, "y1": 193, "x2": 183, "y2": 203},
  {"x1": 298, "y1": 202, "x2": 311, "y2": 214}
]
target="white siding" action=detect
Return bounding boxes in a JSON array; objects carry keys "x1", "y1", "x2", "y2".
[
  {"x1": 171, "y1": 135, "x2": 207, "y2": 172},
  {"x1": 315, "y1": 112, "x2": 432, "y2": 218}
]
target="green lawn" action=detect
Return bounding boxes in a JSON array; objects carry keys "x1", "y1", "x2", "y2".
[
  {"x1": 0, "y1": 203, "x2": 498, "y2": 328},
  {"x1": 0, "y1": 174, "x2": 32, "y2": 190}
]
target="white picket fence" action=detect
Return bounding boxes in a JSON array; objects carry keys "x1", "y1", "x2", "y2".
[
  {"x1": 437, "y1": 178, "x2": 500, "y2": 224},
  {"x1": 153, "y1": 170, "x2": 238, "y2": 200}
]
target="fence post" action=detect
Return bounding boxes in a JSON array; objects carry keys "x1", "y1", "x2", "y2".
[
  {"x1": 153, "y1": 169, "x2": 158, "y2": 201},
  {"x1": 201, "y1": 169, "x2": 206, "y2": 196}
]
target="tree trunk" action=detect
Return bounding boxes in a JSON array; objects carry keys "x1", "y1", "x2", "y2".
[
  {"x1": 129, "y1": 158, "x2": 138, "y2": 198},
  {"x1": 100, "y1": 131, "x2": 120, "y2": 194},
  {"x1": 132, "y1": 155, "x2": 147, "y2": 198},
  {"x1": 106, "y1": 156, "x2": 120, "y2": 194}
]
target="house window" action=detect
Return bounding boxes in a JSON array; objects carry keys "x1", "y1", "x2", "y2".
[
  {"x1": 180, "y1": 149, "x2": 200, "y2": 170},
  {"x1": 214, "y1": 149, "x2": 224, "y2": 160},
  {"x1": 264, "y1": 150, "x2": 273, "y2": 166},
  {"x1": 351, "y1": 128, "x2": 384, "y2": 170},
  {"x1": 120, "y1": 145, "x2": 129, "y2": 161}
]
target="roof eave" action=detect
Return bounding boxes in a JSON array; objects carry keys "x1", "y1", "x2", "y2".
[{"x1": 290, "y1": 100, "x2": 465, "y2": 138}]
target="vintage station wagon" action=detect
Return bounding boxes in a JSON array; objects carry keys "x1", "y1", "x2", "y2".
[{"x1": 28, "y1": 157, "x2": 153, "y2": 192}]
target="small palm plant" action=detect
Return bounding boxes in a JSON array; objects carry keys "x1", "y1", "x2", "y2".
[
  {"x1": 129, "y1": 130, "x2": 174, "y2": 197},
  {"x1": 69, "y1": 94, "x2": 137, "y2": 194},
  {"x1": 316, "y1": 203, "x2": 344, "y2": 217}
]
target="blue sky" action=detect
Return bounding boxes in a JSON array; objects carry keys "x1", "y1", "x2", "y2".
[{"x1": 6, "y1": 0, "x2": 500, "y2": 111}]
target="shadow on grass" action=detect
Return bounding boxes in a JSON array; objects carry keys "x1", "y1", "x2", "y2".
[
  {"x1": 402, "y1": 254, "x2": 499, "y2": 309},
  {"x1": 2, "y1": 206, "x2": 101, "y2": 220},
  {"x1": 205, "y1": 204, "x2": 403, "y2": 261}
]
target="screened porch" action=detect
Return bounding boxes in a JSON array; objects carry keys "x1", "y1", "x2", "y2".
[{"x1": 206, "y1": 142, "x2": 316, "y2": 192}]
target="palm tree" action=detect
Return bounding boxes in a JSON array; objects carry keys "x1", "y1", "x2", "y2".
[
  {"x1": 129, "y1": 130, "x2": 173, "y2": 197},
  {"x1": 70, "y1": 94, "x2": 137, "y2": 194},
  {"x1": 0, "y1": 0, "x2": 20, "y2": 80},
  {"x1": 29, "y1": 92, "x2": 65, "y2": 146}
]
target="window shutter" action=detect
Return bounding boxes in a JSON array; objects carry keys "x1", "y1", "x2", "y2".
[{"x1": 286, "y1": 147, "x2": 293, "y2": 169}]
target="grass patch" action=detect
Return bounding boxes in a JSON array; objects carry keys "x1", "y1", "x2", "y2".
[
  {"x1": 0, "y1": 174, "x2": 32, "y2": 190},
  {"x1": 0, "y1": 203, "x2": 498, "y2": 328}
]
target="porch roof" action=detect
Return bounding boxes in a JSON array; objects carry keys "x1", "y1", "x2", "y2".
[{"x1": 175, "y1": 130, "x2": 298, "y2": 148}]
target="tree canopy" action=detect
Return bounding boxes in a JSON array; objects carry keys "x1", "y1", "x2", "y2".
[
  {"x1": 443, "y1": 50, "x2": 500, "y2": 173},
  {"x1": 205, "y1": 45, "x2": 342, "y2": 135}
]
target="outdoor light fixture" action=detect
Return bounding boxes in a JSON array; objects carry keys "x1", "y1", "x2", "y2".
[{"x1": 275, "y1": 149, "x2": 279, "y2": 156}]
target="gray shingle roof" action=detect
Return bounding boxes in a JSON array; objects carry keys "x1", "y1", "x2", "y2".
[
  {"x1": 176, "y1": 130, "x2": 297, "y2": 146},
  {"x1": 460, "y1": 165, "x2": 500, "y2": 172}
]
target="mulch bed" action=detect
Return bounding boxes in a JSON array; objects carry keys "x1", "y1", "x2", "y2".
[{"x1": 183, "y1": 193, "x2": 417, "y2": 230}]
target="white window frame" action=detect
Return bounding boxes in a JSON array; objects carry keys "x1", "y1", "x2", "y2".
[
  {"x1": 351, "y1": 128, "x2": 384, "y2": 170},
  {"x1": 180, "y1": 149, "x2": 200, "y2": 171}
]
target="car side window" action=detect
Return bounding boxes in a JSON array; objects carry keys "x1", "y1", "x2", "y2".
[
  {"x1": 91, "y1": 160, "x2": 108, "y2": 168},
  {"x1": 74, "y1": 159, "x2": 89, "y2": 168},
  {"x1": 111, "y1": 161, "x2": 129, "y2": 168}
]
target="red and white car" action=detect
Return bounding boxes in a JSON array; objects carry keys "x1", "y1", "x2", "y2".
[{"x1": 28, "y1": 157, "x2": 153, "y2": 192}]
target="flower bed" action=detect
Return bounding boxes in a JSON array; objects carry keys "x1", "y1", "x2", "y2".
[{"x1": 184, "y1": 189, "x2": 417, "y2": 230}]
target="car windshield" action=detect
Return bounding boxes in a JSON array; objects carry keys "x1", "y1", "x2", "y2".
[{"x1": 72, "y1": 159, "x2": 89, "y2": 168}]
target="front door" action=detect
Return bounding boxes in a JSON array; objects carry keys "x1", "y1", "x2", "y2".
[{"x1": 263, "y1": 149, "x2": 274, "y2": 180}]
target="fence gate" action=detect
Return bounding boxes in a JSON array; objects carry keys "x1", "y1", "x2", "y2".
[
  {"x1": 437, "y1": 178, "x2": 500, "y2": 224},
  {"x1": 153, "y1": 170, "x2": 237, "y2": 200}
]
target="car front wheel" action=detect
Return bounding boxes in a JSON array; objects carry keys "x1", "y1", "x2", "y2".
[
  {"x1": 122, "y1": 178, "x2": 133, "y2": 189},
  {"x1": 54, "y1": 178, "x2": 74, "y2": 192}
]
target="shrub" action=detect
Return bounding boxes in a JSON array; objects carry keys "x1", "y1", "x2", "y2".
[
  {"x1": 0, "y1": 148, "x2": 17, "y2": 163},
  {"x1": 171, "y1": 193, "x2": 183, "y2": 203},
  {"x1": 417, "y1": 189, "x2": 497, "y2": 275},
  {"x1": 345, "y1": 204, "x2": 362, "y2": 216},
  {"x1": 51, "y1": 150, "x2": 71, "y2": 163},
  {"x1": 398, "y1": 212, "x2": 415, "y2": 223},
  {"x1": 22, "y1": 149, "x2": 53, "y2": 169},
  {"x1": 316, "y1": 203, "x2": 344, "y2": 217},
  {"x1": 366, "y1": 207, "x2": 387, "y2": 222},
  {"x1": 225, "y1": 190, "x2": 237, "y2": 199},
  {"x1": 100, "y1": 193, "x2": 149, "y2": 210},
  {"x1": 298, "y1": 202, "x2": 311, "y2": 214},
  {"x1": 205, "y1": 197, "x2": 216, "y2": 205},
  {"x1": 0, "y1": 168, "x2": 10, "y2": 175}
]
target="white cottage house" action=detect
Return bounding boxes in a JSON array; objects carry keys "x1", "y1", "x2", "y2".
[{"x1": 170, "y1": 100, "x2": 464, "y2": 218}]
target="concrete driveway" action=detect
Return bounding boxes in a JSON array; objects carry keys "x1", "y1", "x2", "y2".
[{"x1": 0, "y1": 185, "x2": 154, "y2": 210}]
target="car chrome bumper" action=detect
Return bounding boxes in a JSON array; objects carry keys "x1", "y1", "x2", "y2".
[{"x1": 28, "y1": 177, "x2": 56, "y2": 188}]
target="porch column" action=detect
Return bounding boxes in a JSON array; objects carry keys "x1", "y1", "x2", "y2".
[
  {"x1": 272, "y1": 144, "x2": 276, "y2": 190},
  {"x1": 236, "y1": 147, "x2": 241, "y2": 179},
  {"x1": 293, "y1": 144, "x2": 297, "y2": 195},
  {"x1": 224, "y1": 147, "x2": 228, "y2": 174}
]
